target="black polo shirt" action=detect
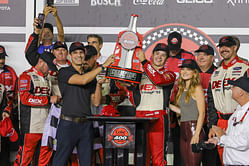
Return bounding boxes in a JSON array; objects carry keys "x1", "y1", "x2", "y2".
[{"x1": 58, "y1": 65, "x2": 97, "y2": 117}]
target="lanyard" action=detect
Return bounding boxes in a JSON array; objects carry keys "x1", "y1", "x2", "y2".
[{"x1": 233, "y1": 107, "x2": 249, "y2": 126}]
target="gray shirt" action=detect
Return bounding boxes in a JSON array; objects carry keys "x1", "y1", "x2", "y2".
[{"x1": 179, "y1": 91, "x2": 199, "y2": 122}]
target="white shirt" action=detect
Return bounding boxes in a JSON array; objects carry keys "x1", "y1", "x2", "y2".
[{"x1": 219, "y1": 101, "x2": 249, "y2": 165}]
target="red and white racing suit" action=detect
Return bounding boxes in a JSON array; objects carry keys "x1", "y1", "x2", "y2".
[
  {"x1": 208, "y1": 56, "x2": 249, "y2": 164},
  {"x1": 0, "y1": 65, "x2": 18, "y2": 113},
  {"x1": 15, "y1": 67, "x2": 52, "y2": 166},
  {"x1": 129, "y1": 60, "x2": 176, "y2": 166},
  {"x1": 199, "y1": 64, "x2": 217, "y2": 123}
]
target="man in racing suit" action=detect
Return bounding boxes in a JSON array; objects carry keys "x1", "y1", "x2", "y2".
[
  {"x1": 127, "y1": 43, "x2": 176, "y2": 166},
  {"x1": 0, "y1": 45, "x2": 18, "y2": 165},
  {"x1": 0, "y1": 45, "x2": 18, "y2": 115},
  {"x1": 207, "y1": 36, "x2": 249, "y2": 165},
  {"x1": 15, "y1": 52, "x2": 60, "y2": 166},
  {"x1": 0, "y1": 82, "x2": 10, "y2": 165}
]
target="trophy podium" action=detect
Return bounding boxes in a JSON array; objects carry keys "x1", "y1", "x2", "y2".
[{"x1": 106, "y1": 14, "x2": 143, "y2": 84}]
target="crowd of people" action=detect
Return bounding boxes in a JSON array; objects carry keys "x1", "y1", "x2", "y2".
[{"x1": 1, "y1": 4, "x2": 249, "y2": 166}]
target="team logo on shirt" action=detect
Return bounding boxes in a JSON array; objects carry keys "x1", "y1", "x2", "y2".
[{"x1": 107, "y1": 125, "x2": 133, "y2": 147}]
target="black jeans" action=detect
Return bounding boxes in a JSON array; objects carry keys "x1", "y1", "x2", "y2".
[{"x1": 53, "y1": 119, "x2": 93, "y2": 166}]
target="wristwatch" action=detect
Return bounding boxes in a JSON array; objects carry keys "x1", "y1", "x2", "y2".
[{"x1": 99, "y1": 64, "x2": 106, "y2": 72}]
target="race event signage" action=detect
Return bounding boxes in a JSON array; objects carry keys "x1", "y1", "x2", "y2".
[{"x1": 105, "y1": 123, "x2": 135, "y2": 149}]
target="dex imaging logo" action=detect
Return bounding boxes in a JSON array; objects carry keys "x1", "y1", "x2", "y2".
[
  {"x1": 133, "y1": 0, "x2": 166, "y2": 5},
  {"x1": 91, "y1": 0, "x2": 121, "y2": 6}
]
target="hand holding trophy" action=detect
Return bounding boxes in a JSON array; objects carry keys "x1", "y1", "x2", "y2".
[{"x1": 106, "y1": 14, "x2": 143, "y2": 84}]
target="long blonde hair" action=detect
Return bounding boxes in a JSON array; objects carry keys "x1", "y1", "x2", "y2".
[{"x1": 175, "y1": 68, "x2": 201, "y2": 106}]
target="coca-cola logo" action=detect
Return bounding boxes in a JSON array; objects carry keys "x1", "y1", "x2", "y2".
[
  {"x1": 119, "y1": 31, "x2": 139, "y2": 50},
  {"x1": 133, "y1": 0, "x2": 165, "y2": 5}
]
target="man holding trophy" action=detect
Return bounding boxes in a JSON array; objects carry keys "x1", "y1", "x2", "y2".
[
  {"x1": 104, "y1": 14, "x2": 176, "y2": 166},
  {"x1": 126, "y1": 44, "x2": 176, "y2": 166}
]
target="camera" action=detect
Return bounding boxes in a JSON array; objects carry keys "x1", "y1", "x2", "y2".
[
  {"x1": 47, "y1": 0, "x2": 54, "y2": 6},
  {"x1": 192, "y1": 141, "x2": 215, "y2": 153},
  {"x1": 37, "y1": 13, "x2": 45, "y2": 29}
]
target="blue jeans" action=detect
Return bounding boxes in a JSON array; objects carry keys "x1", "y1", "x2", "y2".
[{"x1": 53, "y1": 119, "x2": 93, "y2": 166}]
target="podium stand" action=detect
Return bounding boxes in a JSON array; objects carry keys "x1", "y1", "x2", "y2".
[{"x1": 87, "y1": 116, "x2": 158, "y2": 166}]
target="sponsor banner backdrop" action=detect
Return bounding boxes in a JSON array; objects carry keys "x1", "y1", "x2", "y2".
[
  {"x1": 48, "y1": 0, "x2": 249, "y2": 27},
  {"x1": 0, "y1": 0, "x2": 26, "y2": 26}
]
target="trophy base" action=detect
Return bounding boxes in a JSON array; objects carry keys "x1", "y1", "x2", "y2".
[{"x1": 106, "y1": 66, "x2": 142, "y2": 84}]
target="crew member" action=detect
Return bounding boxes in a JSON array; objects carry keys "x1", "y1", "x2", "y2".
[
  {"x1": 15, "y1": 52, "x2": 59, "y2": 166},
  {"x1": 207, "y1": 36, "x2": 249, "y2": 165}
]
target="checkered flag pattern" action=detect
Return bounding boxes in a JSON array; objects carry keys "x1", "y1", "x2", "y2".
[
  {"x1": 142, "y1": 25, "x2": 220, "y2": 65},
  {"x1": 41, "y1": 104, "x2": 77, "y2": 153}
]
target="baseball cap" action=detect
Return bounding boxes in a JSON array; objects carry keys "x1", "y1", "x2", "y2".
[
  {"x1": 153, "y1": 43, "x2": 168, "y2": 54},
  {"x1": 168, "y1": 31, "x2": 182, "y2": 51},
  {"x1": 84, "y1": 45, "x2": 98, "y2": 61},
  {"x1": 0, "y1": 117, "x2": 18, "y2": 142},
  {"x1": 228, "y1": 76, "x2": 249, "y2": 93},
  {"x1": 217, "y1": 36, "x2": 236, "y2": 47},
  {"x1": 53, "y1": 41, "x2": 68, "y2": 50},
  {"x1": 44, "y1": 23, "x2": 53, "y2": 34},
  {"x1": 195, "y1": 45, "x2": 214, "y2": 56},
  {"x1": 179, "y1": 59, "x2": 199, "y2": 70},
  {"x1": 96, "y1": 105, "x2": 120, "y2": 117},
  {"x1": 0, "y1": 45, "x2": 8, "y2": 59},
  {"x1": 69, "y1": 42, "x2": 85, "y2": 54},
  {"x1": 39, "y1": 52, "x2": 57, "y2": 71}
]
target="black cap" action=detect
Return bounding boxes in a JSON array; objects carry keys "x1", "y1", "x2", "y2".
[
  {"x1": 168, "y1": 31, "x2": 182, "y2": 51},
  {"x1": 195, "y1": 45, "x2": 214, "y2": 56},
  {"x1": 39, "y1": 52, "x2": 57, "y2": 71},
  {"x1": 228, "y1": 76, "x2": 249, "y2": 93},
  {"x1": 84, "y1": 45, "x2": 98, "y2": 61},
  {"x1": 44, "y1": 23, "x2": 53, "y2": 34},
  {"x1": 180, "y1": 59, "x2": 199, "y2": 70},
  {"x1": 0, "y1": 45, "x2": 7, "y2": 59},
  {"x1": 69, "y1": 42, "x2": 85, "y2": 54},
  {"x1": 54, "y1": 41, "x2": 68, "y2": 50},
  {"x1": 153, "y1": 43, "x2": 168, "y2": 54},
  {"x1": 217, "y1": 36, "x2": 236, "y2": 47}
]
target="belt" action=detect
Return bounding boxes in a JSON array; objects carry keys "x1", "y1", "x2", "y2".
[
  {"x1": 217, "y1": 112, "x2": 232, "y2": 120},
  {"x1": 60, "y1": 114, "x2": 87, "y2": 123}
]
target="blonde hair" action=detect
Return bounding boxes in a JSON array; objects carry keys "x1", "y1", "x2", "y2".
[{"x1": 175, "y1": 69, "x2": 200, "y2": 105}]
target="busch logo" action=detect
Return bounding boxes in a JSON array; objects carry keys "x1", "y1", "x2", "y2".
[
  {"x1": 91, "y1": 0, "x2": 121, "y2": 6},
  {"x1": 227, "y1": 0, "x2": 249, "y2": 6},
  {"x1": 177, "y1": 0, "x2": 213, "y2": 3},
  {"x1": 133, "y1": 0, "x2": 165, "y2": 5}
]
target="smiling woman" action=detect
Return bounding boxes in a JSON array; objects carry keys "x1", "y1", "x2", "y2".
[{"x1": 169, "y1": 59, "x2": 205, "y2": 166}]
